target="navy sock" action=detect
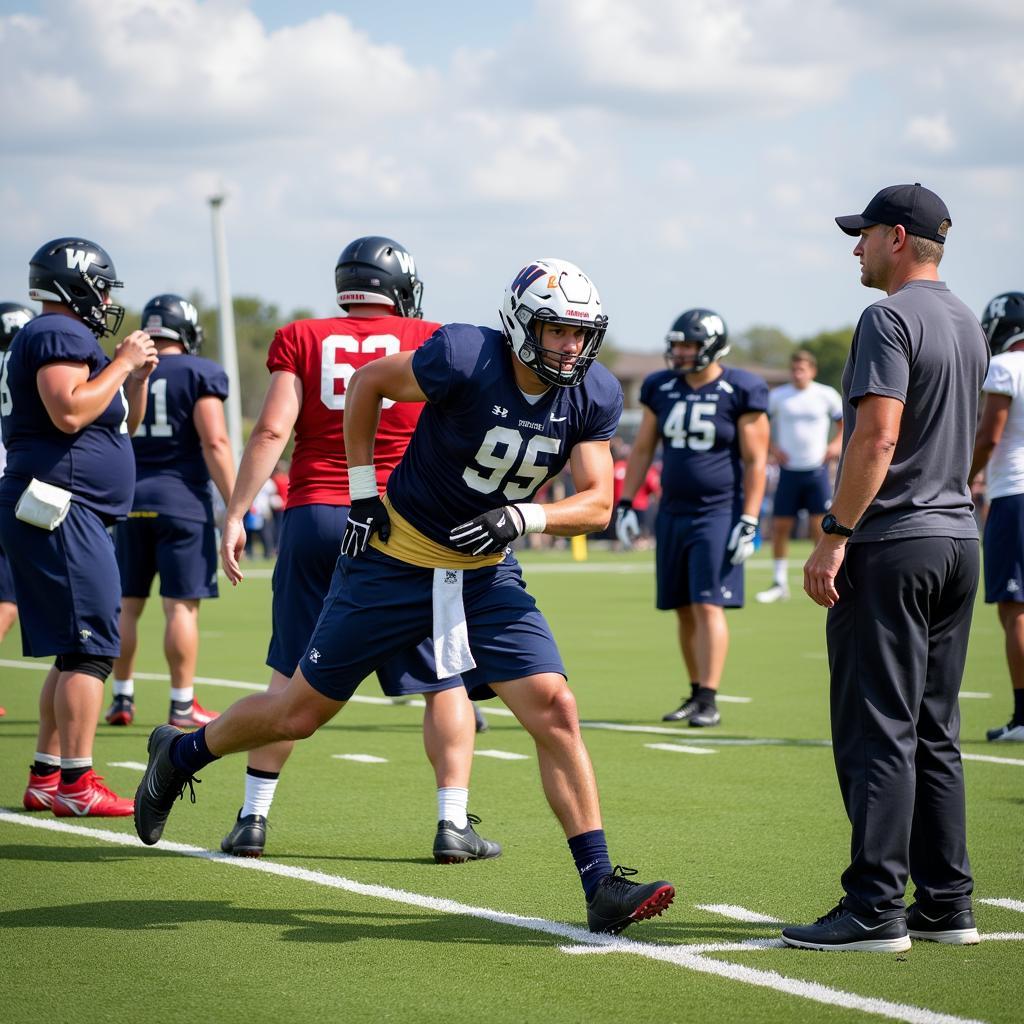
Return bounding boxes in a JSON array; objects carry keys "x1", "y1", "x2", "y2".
[
  {"x1": 60, "y1": 765, "x2": 90, "y2": 785},
  {"x1": 170, "y1": 726, "x2": 219, "y2": 775},
  {"x1": 696, "y1": 685, "x2": 717, "y2": 708},
  {"x1": 568, "y1": 829, "x2": 613, "y2": 901},
  {"x1": 690, "y1": 681, "x2": 700, "y2": 700},
  {"x1": 1013, "y1": 689, "x2": 1024, "y2": 724},
  {"x1": 32, "y1": 761, "x2": 60, "y2": 777}
]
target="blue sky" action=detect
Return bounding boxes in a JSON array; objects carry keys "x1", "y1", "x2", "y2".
[{"x1": 1, "y1": 0, "x2": 1022, "y2": 350}]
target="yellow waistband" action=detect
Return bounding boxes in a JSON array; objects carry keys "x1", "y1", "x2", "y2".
[{"x1": 369, "y1": 494, "x2": 504, "y2": 569}]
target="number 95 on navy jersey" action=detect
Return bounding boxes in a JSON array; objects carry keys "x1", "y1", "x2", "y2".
[
  {"x1": 388, "y1": 324, "x2": 623, "y2": 547},
  {"x1": 641, "y1": 366, "x2": 768, "y2": 516}
]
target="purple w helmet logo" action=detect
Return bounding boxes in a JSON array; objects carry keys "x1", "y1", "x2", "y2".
[{"x1": 510, "y1": 264, "x2": 546, "y2": 299}]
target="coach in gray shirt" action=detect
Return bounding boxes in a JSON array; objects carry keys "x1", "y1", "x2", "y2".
[{"x1": 782, "y1": 184, "x2": 989, "y2": 953}]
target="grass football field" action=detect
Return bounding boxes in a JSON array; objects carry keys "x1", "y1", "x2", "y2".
[{"x1": 0, "y1": 543, "x2": 1019, "y2": 1024}]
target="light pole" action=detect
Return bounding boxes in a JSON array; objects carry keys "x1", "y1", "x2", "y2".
[{"x1": 208, "y1": 192, "x2": 243, "y2": 463}]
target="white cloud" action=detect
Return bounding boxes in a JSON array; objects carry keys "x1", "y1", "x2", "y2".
[{"x1": 906, "y1": 114, "x2": 955, "y2": 154}]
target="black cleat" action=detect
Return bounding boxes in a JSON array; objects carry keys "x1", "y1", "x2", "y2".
[
  {"x1": 221, "y1": 809, "x2": 267, "y2": 858},
  {"x1": 586, "y1": 865, "x2": 675, "y2": 934},
  {"x1": 781, "y1": 901, "x2": 910, "y2": 952},
  {"x1": 433, "y1": 813, "x2": 502, "y2": 864},
  {"x1": 907, "y1": 904, "x2": 979, "y2": 944},
  {"x1": 134, "y1": 724, "x2": 198, "y2": 846},
  {"x1": 662, "y1": 698, "x2": 700, "y2": 723},
  {"x1": 689, "y1": 704, "x2": 721, "y2": 728},
  {"x1": 105, "y1": 694, "x2": 135, "y2": 726}
]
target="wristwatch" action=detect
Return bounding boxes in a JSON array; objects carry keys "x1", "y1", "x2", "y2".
[{"x1": 821, "y1": 513, "x2": 853, "y2": 537}]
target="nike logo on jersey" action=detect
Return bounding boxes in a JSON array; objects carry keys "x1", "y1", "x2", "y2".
[
  {"x1": 717, "y1": 379, "x2": 735, "y2": 394},
  {"x1": 659, "y1": 380, "x2": 676, "y2": 391},
  {"x1": 550, "y1": 415, "x2": 567, "y2": 422}
]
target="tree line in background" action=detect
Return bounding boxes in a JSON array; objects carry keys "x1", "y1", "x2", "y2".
[{"x1": 113, "y1": 295, "x2": 853, "y2": 419}]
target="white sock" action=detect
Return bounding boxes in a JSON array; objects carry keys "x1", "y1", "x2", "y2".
[
  {"x1": 113, "y1": 678, "x2": 134, "y2": 698},
  {"x1": 437, "y1": 786, "x2": 469, "y2": 829},
  {"x1": 242, "y1": 771, "x2": 280, "y2": 818},
  {"x1": 60, "y1": 757, "x2": 92, "y2": 770},
  {"x1": 773, "y1": 559, "x2": 788, "y2": 587},
  {"x1": 34, "y1": 751, "x2": 61, "y2": 768},
  {"x1": 171, "y1": 686, "x2": 194, "y2": 705}
]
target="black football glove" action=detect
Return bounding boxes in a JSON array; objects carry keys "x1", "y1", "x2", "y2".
[
  {"x1": 614, "y1": 499, "x2": 641, "y2": 548},
  {"x1": 449, "y1": 505, "x2": 526, "y2": 556},
  {"x1": 341, "y1": 495, "x2": 391, "y2": 557},
  {"x1": 726, "y1": 514, "x2": 758, "y2": 565}
]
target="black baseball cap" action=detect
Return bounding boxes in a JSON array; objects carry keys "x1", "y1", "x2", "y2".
[{"x1": 836, "y1": 183, "x2": 951, "y2": 244}]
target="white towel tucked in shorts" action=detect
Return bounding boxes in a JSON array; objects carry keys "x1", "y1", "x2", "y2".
[{"x1": 432, "y1": 567, "x2": 477, "y2": 678}]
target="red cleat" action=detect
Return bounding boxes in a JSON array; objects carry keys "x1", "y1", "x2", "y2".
[
  {"x1": 169, "y1": 698, "x2": 220, "y2": 729},
  {"x1": 24, "y1": 769, "x2": 59, "y2": 811},
  {"x1": 105, "y1": 694, "x2": 135, "y2": 726},
  {"x1": 52, "y1": 769, "x2": 134, "y2": 817}
]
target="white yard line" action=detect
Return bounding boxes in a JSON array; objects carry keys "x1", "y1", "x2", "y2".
[
  {"x1": 979, "y1": 898, "x2": 1024, "y2": 914},
  {"x1": 0, "y1": 810, "x2": 988, "y2": 1024},
  {"x1": 696, "y1": 903, "x2": 783, "y2": 924},
  {"x1": 962, "y1": 753, "x2": 1024, "y2": 767},
  {"x1": 331, "y1": 754, "x2": 388, "y2": 764},
  {"x1": 645, "y1": 743, "x2": 718, "y2": 756},
  {"x1": 474, "y1": 750, "x2": 530, "y2": 760},
  {"x1": 958, "y1": 692, "x2": 991, "y2": 699},
  {"x1": 106, "y1": 761, "x2": 147, "y2": 771}
]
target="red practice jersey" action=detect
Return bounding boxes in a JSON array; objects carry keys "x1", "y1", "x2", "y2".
[{"x1": 266, "y1": 314, "x2": 440, "y2": 508}]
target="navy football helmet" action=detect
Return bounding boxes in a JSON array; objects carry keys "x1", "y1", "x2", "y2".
[
  {"x1": 141, "y1": 294, "x2": 204, "y2": 354},
  {"x1": 499, "y1": 258, "x2": 608, "y2": 388},
  {"x1": 981, "y1": 292, "x2": 1024, "y2": 355},
  {"x1": 28, "y1": 237, "x2": 124, "y2": 337},
  {"x1": 665, "y1": 308, "x2": 729, "y2": 373},
  {"x1": 0, "y1": 302, "x2": 35, "y2": 351},
  {"x1": 335, "y1": 236, "x2": 423, "y2": 318}
]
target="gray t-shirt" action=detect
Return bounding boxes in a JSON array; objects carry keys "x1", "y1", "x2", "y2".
[{"x1": 839, "y1": 280, "x2": 989, "y2": 542}]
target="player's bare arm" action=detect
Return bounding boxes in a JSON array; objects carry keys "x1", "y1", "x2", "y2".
[
  {"x1": 825, "y1": 418, "x2": 845, "y2": 462},
  {"x1": 542, "y1": 439, "x2": 615, "y2": 536},
  {"x1": 221, "y1": 370, "x2": 302, "y2": 584},
  {"x1": 804, "y1": 394, "x2": 903, "y2": 607},
  {"x1": 737, "y1": 410, "x2": 769, "y2": 519},
  {"x1": 36, "y1": 329, "x2": 157, "y2": 433},
  {"x1": 969, "y1": 392, "x2": 1010, "y2": 481},
  {"x1": 343, "y1": 351, "x2": 428, "y2": 465},
  {"x1": 620, "y1": 407, "x2": 659, "y2": 501},
  {"x1": 194, "y1": 394, "x2": 237, "y2": 507}
]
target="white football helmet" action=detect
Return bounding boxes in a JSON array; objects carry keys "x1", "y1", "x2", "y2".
[{"x1": 499, "y1": 258, "x2": 608, "y2": 387}]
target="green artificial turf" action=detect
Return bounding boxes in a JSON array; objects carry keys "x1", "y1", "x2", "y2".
[{"x1": 0, "y1": 544, "x2": 1018, "y2": 1023}]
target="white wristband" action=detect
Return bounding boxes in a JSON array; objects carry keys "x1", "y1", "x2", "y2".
[
  {"x1": 513, "y1": 503, "x2": 547, "y2": 534},
  {"x1": 348, "y1": 465, "x2": 379, "y2": 501}
]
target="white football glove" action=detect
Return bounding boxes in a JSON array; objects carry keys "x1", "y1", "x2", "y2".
[
  {"x1": 614, "y1": 499, "x2": 641, "y2": 549},
  {"x1": 726, "y1": 514, "x2": 759, "y2": 565}
]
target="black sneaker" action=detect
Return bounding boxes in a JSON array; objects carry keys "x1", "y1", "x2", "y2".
[
  {"x1": 782, "y1": 901, "x2": 910, "y2": 952},
  {"x1": 433, "y1": 813, "x2": 502, "y2": 863},
  {"x1": 662, "y1": 698, "x2": 700, "y2": 722},
  {"x1": 221, "y1": 809, "x2": 267, "y2": 858},
  {"x1": 105, "y1": 694, "x2": 135, "y2": 726},
  {"x1": 134, "y1": 725, "x2": 199, "y2": 846},
  {"x1": 986, "y1": 719, "x2": 1024, "y2": 742},
  {"x1": 586, "y1": 865, "x2": 675, "y2": 934},
  {"x1": 907, "y1": 904, "x2": 979, "y2": 944},
  {"x1": 689, "y1": 704, "x2": 721, "y2": 728}
]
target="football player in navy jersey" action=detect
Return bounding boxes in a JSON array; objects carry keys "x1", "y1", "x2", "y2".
[
  {"x1": 0, "y1": 302, "x2": 36, "y2": 668},
  {"x1": 616, "y1": 309, "x2": 769, "y2": 727},
  {"x1": 215, "y1": 237, "x2": 497, "y2": 862},
  {"x1": 0, "y1": 238, "x2": 157, "y2": 816},
  {"x1": 137, "y1": 258, "x2": 675, "y2": 935},
  {"x1": 108, "y1": 295, "x2": 235, "y2": 730}
]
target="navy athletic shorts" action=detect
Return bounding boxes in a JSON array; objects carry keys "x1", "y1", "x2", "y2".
[
  {"x1": 655, "y1": 509, "x2": 745, "y2": 609},
  {"x1": 984, "y1": 493, "x2": 1024, "y2": 604},
  {"x1": 299, "y1": 544, "x2": 566, "y2": 702},
  {"x1": 269, "y1": 504, "x2": 464, "y2": 698},
  {"x1": 0, "y1": 501, "x2": 121, "y2": 657},
  {"x1": 115, "y1": 514, "x2": 219, "y2": 600},
  {"x1": 0, "y1": 542, "x2": 15, "y2": 604},
  {"x1": 773, "y1": 465, "x2": 831, "y2": 517}
]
